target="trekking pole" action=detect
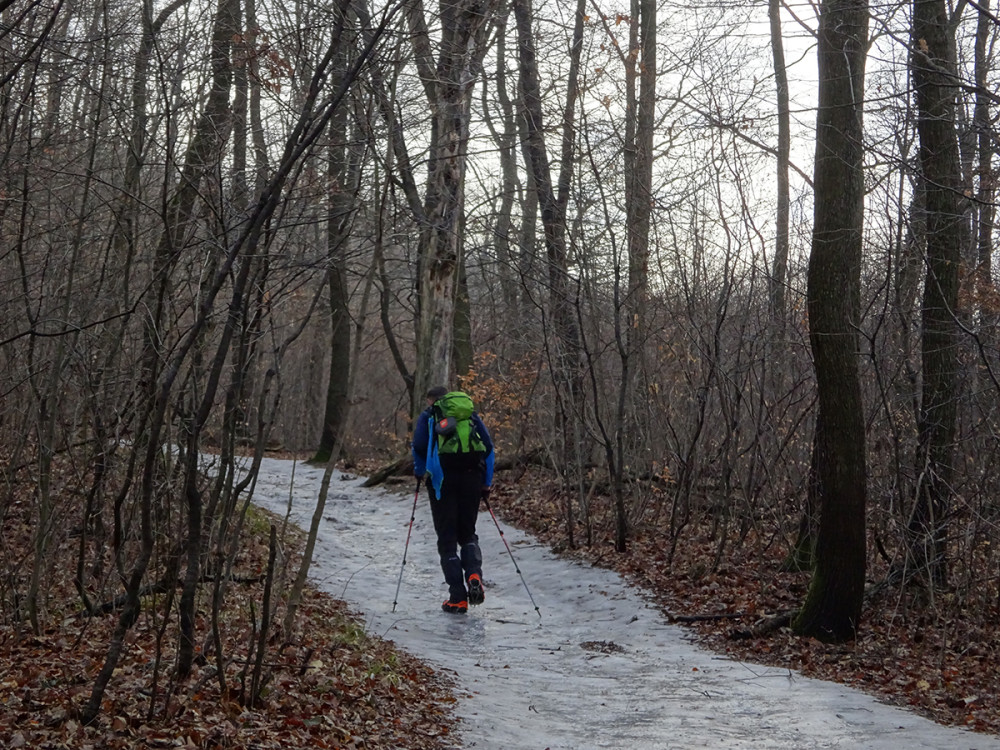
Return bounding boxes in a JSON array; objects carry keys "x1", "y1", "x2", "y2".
[
  {"x1": 483, "y1": 494, "x2": 541, "y2": 618},
  {"x1": 392, "y1": 478, "x2": 422, "y2": 612}
]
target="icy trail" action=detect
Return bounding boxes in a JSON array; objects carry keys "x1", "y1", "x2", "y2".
[{"x1": 229, "y1": 455, "x2": 998, "y2": 750}]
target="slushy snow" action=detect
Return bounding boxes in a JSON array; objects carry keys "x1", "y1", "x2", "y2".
[{"x1": 222, "y1": 455, "x2": 999, "y2": 750}]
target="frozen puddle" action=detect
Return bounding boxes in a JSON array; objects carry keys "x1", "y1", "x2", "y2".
[{"x1": 232, "y1": 456, "x2": 998, "y2": 750}]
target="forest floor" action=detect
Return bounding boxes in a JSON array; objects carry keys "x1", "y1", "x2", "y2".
[
  {"x1": 2, "y1": 454, "x2": 998, "y2": 748},
  {"x1": 0, "y1": 456, "x2": 458, "y2": 750}
]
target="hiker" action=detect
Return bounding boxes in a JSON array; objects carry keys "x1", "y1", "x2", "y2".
[{"x1": 412, "y1": 385, "x2": 495, "y2": 614}]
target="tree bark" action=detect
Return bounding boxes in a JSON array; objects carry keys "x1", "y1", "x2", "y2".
[
  {"x1": 317, "y1": 23, "x2": 359, "y2": 462},
  {"x1": 513, "y1": 0, "x2": 585, "y2": 455},
  {"x1": 973, "y1": 1, "x2": 995, "y2": 320},
  {"x1": 793, "y1": 0, "x2": 868, "y2": 643},
  {"x1": 605, "y1": 0, "x2": 655, "y2": 554},
  {"x1": 768, "y1": 0, "x2": 791, "y2": 327},
  {"x1": 410, "y1": 0, "x2": 498, "y2": 414},
  {"x1": 480, "y1": 21, "x2": 524, "y2": 349},
  {"x1": 906, "y1": 0, "x2": 964, "y2": 587}
]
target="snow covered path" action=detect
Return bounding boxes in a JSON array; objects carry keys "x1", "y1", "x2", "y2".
[{"x1": 232, "y1": 455, "x2": 999, "y2": 750}]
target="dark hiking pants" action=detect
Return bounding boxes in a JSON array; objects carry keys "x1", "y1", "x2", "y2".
[{"x1": 428, "y1": 469, "x2": 482, "y2": 603}]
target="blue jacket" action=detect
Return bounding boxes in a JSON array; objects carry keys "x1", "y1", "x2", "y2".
[{"x1": 412, "y1": 407, "x2": 495, "y2": 496}]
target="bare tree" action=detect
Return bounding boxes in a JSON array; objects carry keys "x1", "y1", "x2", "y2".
[
  {"x1": 768, "y1": 0, "x2": 792, "y2": 327},
  {"x1": 793, "y1": 0, "x2": 869, "y2": 643},
  {"x1": 316, "y1": 5, "x2": 362, "y2": 463},
  {"x1": 905, "y1": 0, "x2": 965, "y2": 587},
  {"x1": 408, "y1": 0, "x2": 500, "y2": 409},
  {"x1": 617, "y1": 0, "x2": 656, "y2": 551},
  {"x1": 513, "y1": 0, "x2": 586, "y2": 464}
]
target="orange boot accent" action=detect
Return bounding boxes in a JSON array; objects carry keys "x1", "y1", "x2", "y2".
[{"x1": 467, "y1": 574, "x2": 485, "y2": 605}]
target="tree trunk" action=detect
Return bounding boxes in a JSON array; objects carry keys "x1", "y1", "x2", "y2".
[
  {"x1": 616, "y1": 0, "x2": 655, "y2": 553},
  {"x1": 792, "y1": 0, "x2": 868, "y2": 643},
  {"x1": 171, "y1": 0, "x2": 240, "y2": 680},
  {"x1": 906, "y1": 0, "x2": 964, "y2": 588},
  {"x1": 410, "y1": 0, "x2": 498, "y2": 414},
  {"x1": 973, "y1": 1, "x2": 995, "y2": 321},
  {"x1": 625, "y1": 0, "x2": 655, "y2": 341},
  {"x1": 454, "y1": 245, "x2": 473, "y2": 377},
  {"x1": 481, "y1": 22, "x2": 523, "y2": 352},
  {"x1": 513, "y1": 0, "x2": 585, "y2": 462},
  {"x1": 768, "y1": 0, "x2": 791, "y2": 327},
  {"x1": 317, "y1": 28, "x2": 358, "y2": 462}
]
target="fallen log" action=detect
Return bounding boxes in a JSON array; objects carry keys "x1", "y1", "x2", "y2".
[
  {"x1": 494, "y1": 446, "x2": 548, "y2": 472},
  {"x1": 361, "y1": 457, "x2": 412, "y2": 487},
  {"x1": 728, "y1": 610, "x2": 796, "y2": 640},
  {"x1": 361, "y1": 447, "x2": 549, "y2": 488}
]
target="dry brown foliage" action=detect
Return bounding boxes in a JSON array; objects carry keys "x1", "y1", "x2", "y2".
[{"x1": 0, "y1": 458, "x2": 457, "y2": 750}]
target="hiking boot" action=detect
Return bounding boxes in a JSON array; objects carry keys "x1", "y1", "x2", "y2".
[
  {"x1": 442, "y1": 599, "x2": 468, "y2": 614},
  {"x1": 467, "y1": 574, "x2": 485, "y2": 605}
]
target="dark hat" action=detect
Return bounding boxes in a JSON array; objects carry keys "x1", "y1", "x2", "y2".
[{"x1": 426, "y1": 385, "x2": 448, "y2": 400}]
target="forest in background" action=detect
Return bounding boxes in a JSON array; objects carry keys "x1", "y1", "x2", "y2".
[{"x1": 1, "y1": 0, "x2": 999, "y2": 734}]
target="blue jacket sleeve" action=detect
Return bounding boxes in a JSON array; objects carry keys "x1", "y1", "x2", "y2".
[
  {"x1": 412, "y1": 408, "x2": 432, "y2": 476},
  {"x1": 472, "y1": 414, "x2": 495, "y2": 487}
]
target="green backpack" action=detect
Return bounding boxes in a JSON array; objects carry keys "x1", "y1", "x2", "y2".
[{"x1": 432, "y1": 391, "x2": 486, "y2": 455}]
